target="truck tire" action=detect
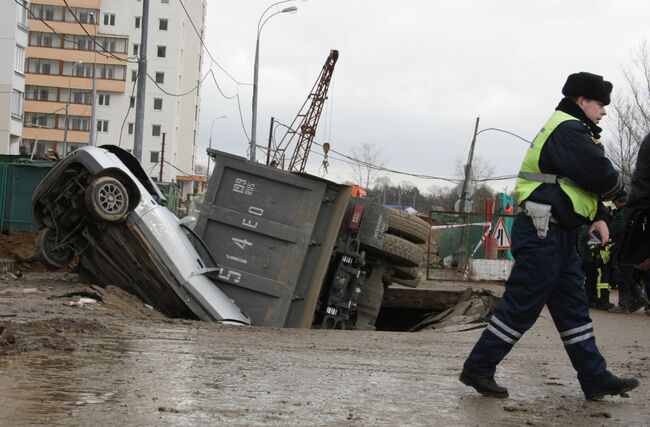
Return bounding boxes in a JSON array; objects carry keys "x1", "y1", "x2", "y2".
[
  {"x1": 387, "y1": 209, "x2": 430, "y2": 244},
  {"x1": 379, "y1": 234, "x2": 423, "y2": 268}
]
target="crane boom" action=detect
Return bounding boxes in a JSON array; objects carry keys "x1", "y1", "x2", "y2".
[{"x1": 274, "y1": 49, "x2": 338, "y2": 172}]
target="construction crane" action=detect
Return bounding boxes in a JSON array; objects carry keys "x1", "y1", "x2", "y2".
[{"x1": 271, "y1": 49, "x2": 338, "y2": 172}]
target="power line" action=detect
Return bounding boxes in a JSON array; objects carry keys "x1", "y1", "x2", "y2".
[
  {"x1": 60, "y1": 0, "x2": 140, "y2": 64},
  {"x1": 13, "y1": 0, "x2": 137, "y2": 64},
  {"x1": 177, "y1": 0, "x2": 249, "y2": 87}
]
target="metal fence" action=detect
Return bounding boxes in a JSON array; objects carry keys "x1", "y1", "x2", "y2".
[
  {"x1": 0, "y1": 156, "x2": 55, "y2": 233},
  {"x1": 424, "y1": 209, "x2": 516, "y2": 279}
]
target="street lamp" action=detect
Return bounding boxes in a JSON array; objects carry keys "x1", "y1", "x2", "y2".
[
  {"x1": 250, "y1": 1, "x2": 298, "y2": 162},
  {"x1": 207, "y1": 115, "x2": 227, "y2": 177},
  {"x1": 62, "y1": 60, "x2": 83, "y2": 156}
]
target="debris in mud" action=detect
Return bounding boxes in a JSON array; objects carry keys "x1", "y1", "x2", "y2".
[
  {"x1": 158, "y1": 406, "x2": 183, "y2": 413},
  {"x1": 0, "y1": 321, "x2": 75, "y2": 355},
  {"x1": 409, "y1": 289, "x2": 497, "y2": 332},
  {"x1": 0, "y1": 324, "x2": 16, "y2": 345},
  {"x1": 590, "y1": 412, "x2": 612, "y2": 418}
]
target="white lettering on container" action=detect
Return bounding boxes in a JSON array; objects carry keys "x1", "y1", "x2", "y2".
[
  {"x1": 218, "y1": 267, "x2": 241, "y2": 284},
  {"x1": 248, "y1": 206, "x2": 264, "y2": 216},
  {"x1": 232, "y1": 237, "x2": 253, "y2": 250},
  {"x1": 226, "y1": 254, "x2": 248, "y2": 264},
  {"x1": 242, "y1": 218, "x2": 258, "y2": 229}
]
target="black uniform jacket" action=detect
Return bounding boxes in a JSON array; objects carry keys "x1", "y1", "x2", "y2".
[
  {"x1": 627, "y1": 132, "x2": 650, "y2": 210},
  {"x1": 525, "y1": 98, "x2": 623, "y2": 229}
]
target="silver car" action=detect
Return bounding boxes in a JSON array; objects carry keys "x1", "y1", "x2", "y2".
[{"x1": 32, "y1": 145, "x2": 250, "y2": 325}]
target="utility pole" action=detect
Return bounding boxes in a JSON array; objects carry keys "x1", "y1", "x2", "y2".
[
  {"x1": 159, "y1": 132, "x2": 166, "y2": 182},
  {"x1": 266, "y1": 116, "x2": 274, "y2": 165},
  {"x1": 62, "y1": 103, "x2": 69, "y2": 155},
  {"x1": 133, "y1": 0, "x2": 149, "y2": 162},
  {"x1": 458, "y1": 116, "x2": 480, "y2": 270}
]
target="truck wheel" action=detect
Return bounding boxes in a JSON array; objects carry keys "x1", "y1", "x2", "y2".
[
  {"x1": 85, "y1": 176, "x2": 130, "y2": 222},
  {"x1": 35, "y1": 227, "x2": 74, "y2": 269},
  {"x1": 387, "y1": 209, "x2": 430, "y2": 244},
  {"x1": 379, "y1": 234, "x2": 423, "y2": 268}
]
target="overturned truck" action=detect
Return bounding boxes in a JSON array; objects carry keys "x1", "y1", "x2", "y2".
[
  {"x1": 32, "y1": 145, "x2": 430, "y2": 330},
  {"x1": 193, "y1": 149, "x2": 430, "y2": 329}
]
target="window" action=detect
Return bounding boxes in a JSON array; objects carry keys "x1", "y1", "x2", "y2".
[
  {"x1": 150, "y1": 151, "x2": 160, "y2": 163},
  {"x1": 152, "y1": 125, "x2": 161, "y2": 136},
  {"x1": 131, "y1": 70, "x2": 137, "y2": 82},
  {"x1": 15, "y1": 45, "x2": 25, "y2": 74},
  {"x1": 30, "y1": 32, "x2": 54, "y2": 48},
  {"x1": 133, "y1": 43, "x2": 139, "y2": 56},
  {"x1": 159, "y1": 19, "x2": 168, "y2": 31},
  {"x1": 11, "y1": 90, "x2": 23, "y2": 119},
  {"x1": 128, "y1": 123, "x2": 134, "y2": 135},
  {"x1": 98, "y1": 94, "x2": 110, "y2": 106},
  {"x1": 135, "y1": 16, "x2": 141, "y2": 29},
  {"x1": 157, "y1": 46, "x2": 166, "y2": 58},
  {"x1": 18, "y1": 0, "x2": 29, "y2": 27},
  {"x1": 27, "y1": 59, "x2": 57, "y2": 75},
  {"x1": 103, "y1": 13, "x2": 115, "y2": 26},
  {"x1": 153, "y1": 98, "x2": 163, "y2": 110},
  {"x1": 155, "y1": 72, "x2": 164, "y2": 84},
  {"x1": 130, "y1": 96, "x2": 135, "y2": 108},
  {"x1": 97, "y1": 120, "x2": 109, "y2": 132}
]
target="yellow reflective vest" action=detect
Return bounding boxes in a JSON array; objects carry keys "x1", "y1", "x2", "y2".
[{"x1": 514, "y1": 110, "x2": 598, "y2": 220}]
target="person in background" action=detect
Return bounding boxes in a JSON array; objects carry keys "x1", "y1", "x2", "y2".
[
  {"x1": 613, "y1": 133, "x2": 650, "y2": 314},
  {"x1": 459, "y1": 72, "x2": 639, "y2": 401}
]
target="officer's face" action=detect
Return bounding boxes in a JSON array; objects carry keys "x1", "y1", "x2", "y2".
[{"x1": 578, "y1": 97, "x2": 607, "y2": 124}]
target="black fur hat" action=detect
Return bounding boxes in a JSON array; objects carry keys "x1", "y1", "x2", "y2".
[{"x1": 562, "y1": 72, "x2": 613, "y2": 105}]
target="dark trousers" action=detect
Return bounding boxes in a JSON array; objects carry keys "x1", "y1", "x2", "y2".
[{"x1": 463, "y1": 213, "x2": 612, "y2": 392}]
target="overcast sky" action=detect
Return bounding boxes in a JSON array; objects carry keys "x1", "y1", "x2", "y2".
[{"x1": 195, "y1": 0, "x2": 650, "y2": 194}]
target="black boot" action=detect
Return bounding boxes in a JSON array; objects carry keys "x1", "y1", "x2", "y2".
[
  {"x1": 584, "y1": 375, "x2": 640, "y2": 400},
  {"x1": 459, "y1": 369, "x2": 509, "y2": 398}
]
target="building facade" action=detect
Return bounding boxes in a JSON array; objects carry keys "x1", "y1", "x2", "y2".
[
  {"x1": 0, "y1": 1, "x2": 29, "y2": 154},
  {"x1": 3, "y1": 0, "x2": 205, "y2": 190}
]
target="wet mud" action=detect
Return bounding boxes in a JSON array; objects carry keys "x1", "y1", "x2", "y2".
[{"x1": 1, "y1": 272, "x2": 649, "y2": 426}]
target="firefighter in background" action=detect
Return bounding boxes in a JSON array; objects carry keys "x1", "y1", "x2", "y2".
[
  {"x1": 589, "y1": 237, "x2": 614, "y2": 310},
  {"x1": 459, "y1": 72, "x2": 639, "y2": 400}
]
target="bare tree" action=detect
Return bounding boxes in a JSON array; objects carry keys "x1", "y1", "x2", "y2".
[
  {"x1": 607, "y1": 40, "x2": 650, "y2": 182},
  {"x1": 349, "y1": 142, "x2": 386, "y2": 190}
]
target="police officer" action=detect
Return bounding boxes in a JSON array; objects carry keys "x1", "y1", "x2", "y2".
[{"x1": 459, "y1": 72, "x2": 639, "y2": 400}]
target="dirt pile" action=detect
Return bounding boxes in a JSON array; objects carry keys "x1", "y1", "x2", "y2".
[{"x1": 1, "y1": 231, "x2": 54, "y2": 272}]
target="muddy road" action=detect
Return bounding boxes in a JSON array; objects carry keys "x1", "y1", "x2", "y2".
[{"x1": 1, "y1": 271, "x2": 649, "y2": 426}]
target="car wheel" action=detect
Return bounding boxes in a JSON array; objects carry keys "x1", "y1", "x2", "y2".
[
  {"x1": 386, "y1": 209, "x2": 431, "y2": 244},
  {"x1": 85, "y1": 175, "x2": 130, "y2": 222},
  {"x1": 35, "y1": 227, "x2": 74, "y2": 269}
]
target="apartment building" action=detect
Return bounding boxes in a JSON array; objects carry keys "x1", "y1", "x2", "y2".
[
  {"x1": 6, "y1": 0, "x2": 206, "y2": 190},
  {"x1": 0, "y1": 1, "x2": 29, "y2": 154}
]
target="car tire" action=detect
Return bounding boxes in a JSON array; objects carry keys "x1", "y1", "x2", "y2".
[
  {"x1": 85, "y1": 175, "x2": 130, "y2": 222},
  {"x1": 387, "y1": 209, "x2": 430, "y2": 244},
  {"x1": 378, "y1": 234, "x2": 423, "y2": 268},
  {"x1": 35, "y1": 227, "x2": 74, "y2": 270}
]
